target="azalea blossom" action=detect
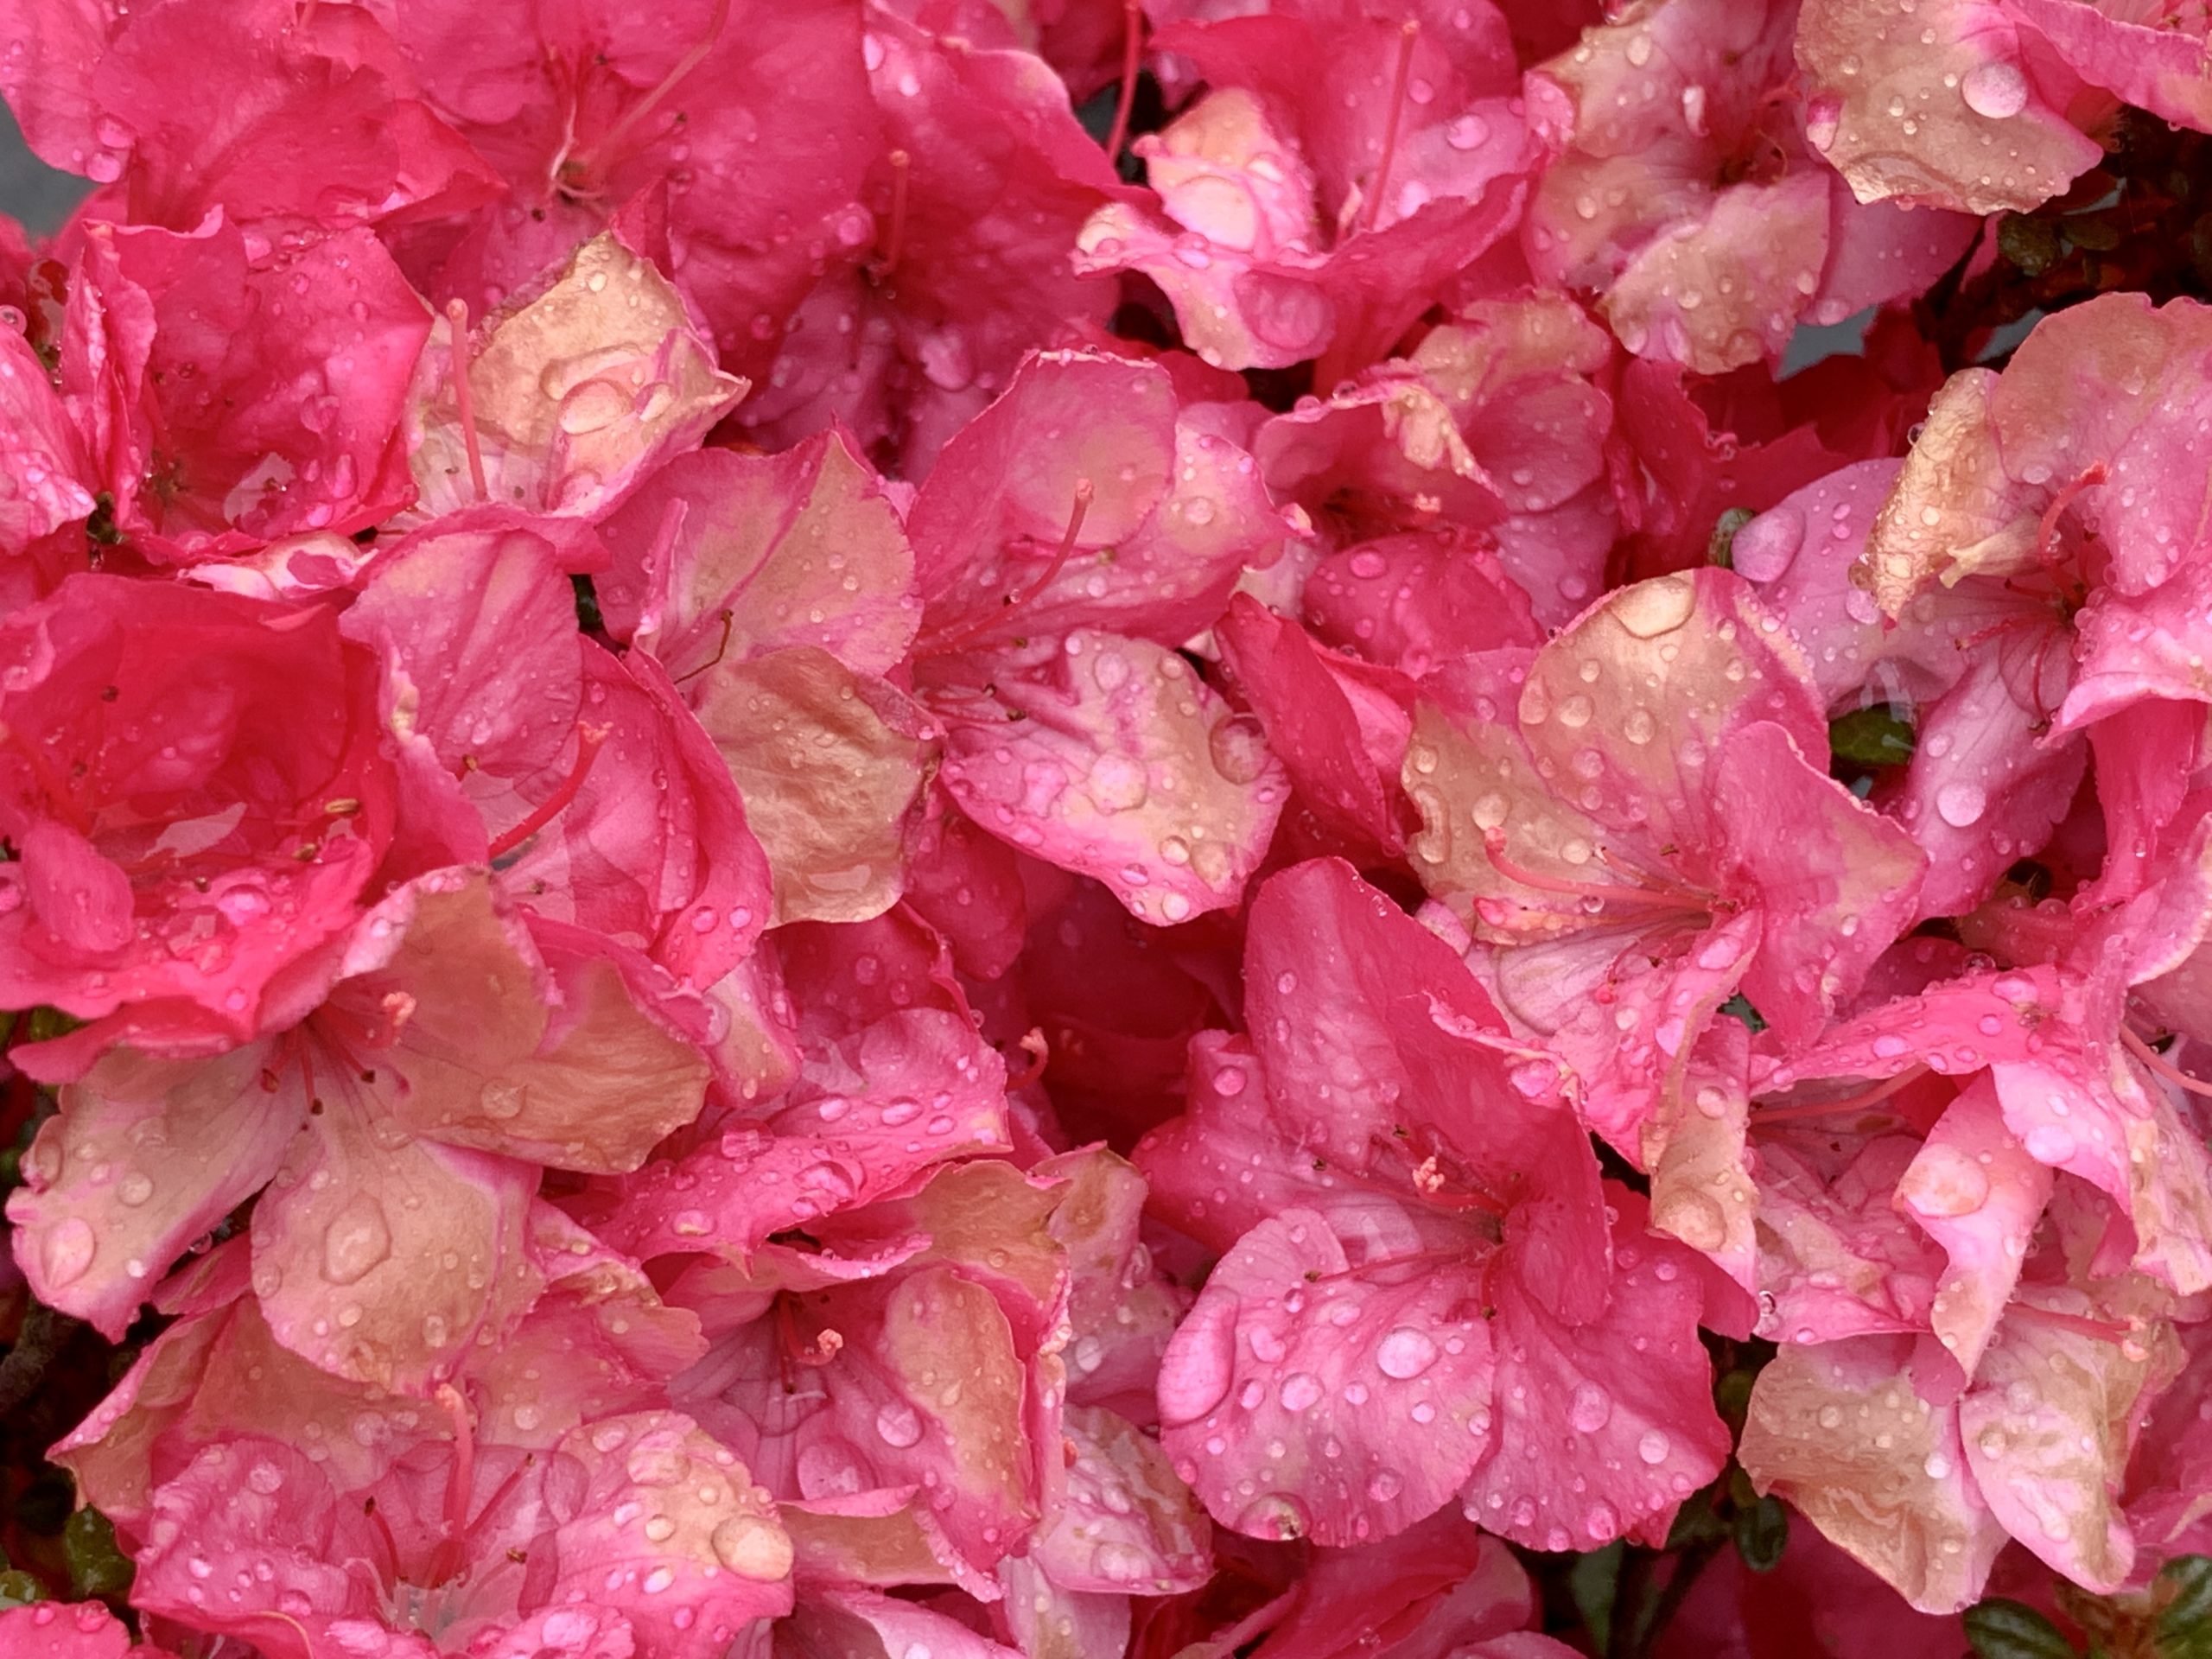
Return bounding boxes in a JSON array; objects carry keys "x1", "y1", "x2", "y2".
[{"x1": 3, "y1": 0, "x2": 2212, "y2": 1650}]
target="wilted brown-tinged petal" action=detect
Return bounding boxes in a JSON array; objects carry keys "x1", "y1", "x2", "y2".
[
  {"x1": 1957, "y1": 1293, "x2": 2177, "y2": 1593},
  {"x1": 8, "y1": 1040, "x2": 294, "y2": 1339},
  {"x1": 1602, "y1": 175, "x2": 1831, "y2": 374},
  {"x1": 1740, "y1": 1337, "x2": 2009, "y2": 1611},
  {"x1": 1643, "y1": 1020, "x2": 1756, "y2": 1289},
  {"x1": 353, "y1": 870, "x2": 710, "y2": 1175},
  {"x1": 407, "y1": 232, "x2": 746, "y2": 521},
  {"x1": 1856, "y1": 367, "x2": 2037, "y2": 616},
  {"x1": 691, "y1": 646, "x2": 930, "y2": 927},
  {"x1": 601, "y1": 431, "x2": 921, "y2": 678},
  {"x1": 1796, "y1": 0, "x2": 2103, "y2": 213}
]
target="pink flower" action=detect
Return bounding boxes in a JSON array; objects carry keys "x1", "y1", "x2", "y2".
[
  {"x1": 54, "y1": 1224, "x2": 791, "y2": 1658},
  {"x1": 1526, "y1": 0, "x2": 1976, "y2": 372},
  {"x1": 1074, "y1": 3, "x2": 1541, "y2": 383},
  {"x1": 58, "y1": 215, "x2": 433, "y2": 560},
  {"x1": 1138, "y1": 858, "x2": 1731, "y2": 1549},
  {"x1": 1402, "y1": 569, "x2": 1924, "y2": 1268},
  {"x1": 0, "y1": 574, "x2": 397, "y2": 1058},
  {"x1": 10, "y1": 868, "x2": 710, "y2": 1382}
]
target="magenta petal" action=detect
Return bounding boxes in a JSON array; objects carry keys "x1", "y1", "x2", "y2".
[
  {"x1": 936, "y1": 632, "x2": 1286, "y2": 925},
  {"x1": 1158, "y1": 1209, "x2": 1498, "y2": 1548},
  {"x1": 7, "y1": 1040, "x2": 291, "y2": 1339},
  {"x1": 1895, "y1": 1077, "x2": 2053, "y2": 1382},
  {"x1": 1465, "y1": 1202, "x2": 1729, "y2": 1554}
]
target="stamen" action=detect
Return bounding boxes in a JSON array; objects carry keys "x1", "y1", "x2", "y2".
[
  {"x1": 486, "y1": 723, "x2": 610, "y2": 862},
  {"x1": 916, "y1": 480, "x2": 1093, "y2": 656},
  {"x1": 1104, "y1": 0, "x2": 1143, "y2": 162},
  {"x1": 575, "y1": 0, "x2": 731, "y2": 183},
  {"x1": 674, "y1": 610, "x2": 737, "y2": 686},
  {"x1": 2122, "y1": 1026, "x2": 2212, "y2": 1099},
  {"x1": 2033, "y1": 464, "x2": 2106, "y2": 572},
  {"x1": 1362, "y1": 21, "x2": 1420, "y2": 235},
  {"x1": 362, "y1": 1496, "x2": 404, "y2": 1584},
  {"x1": 1754, "y1": 1064, "x2": 1929, "y2": 1125},
  {"x1": 436, "y1": 1384, "x2": 476, "y2": 1541},
  {"x1": 2010, "y1": 1301, "x2": 2134, "y2": 1344},
  {"x1": 1480, "y1": 828, "x2": 1705, "y2": 913},
  {"x1": 1004, "y1": 1027, "x2": 1050, "y2": 1092},
  {"x1": 444, "y1": 301, "x2": 489, "y2": 505},
  {"x1": 874, "y1": 149, "x2": 912, "y2": 280}
]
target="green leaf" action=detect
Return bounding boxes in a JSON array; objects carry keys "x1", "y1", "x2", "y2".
[
  {"x1": 2158, "y1": 1554, "x2": 2212, "y2": 1649},
  {"x1": 64, "y1": 1507, "x2": 132, "y2": 1601},
  {"x1": 1568, "y1": 1539, "x2": 1624, "y2": 1656},
  {"x1": 1719, "y1": 994, "x2": 1768, "y2": 1034},
  {"x1": 570, "y1": 573, "x2": 604, "y2": 636},
  {"x1": 1829, "y1": 705, "x2": 1917, "y2": 768},
  {"x1": 1963, "y1": 1598, "x2": 2078, "y2": 1659},
  {"x1": 1707, "y1": 507, "x2": 1757, "y2": 569},
  {"x1": 0, "y1": 1570, "x2": 41, "y2": 1608},
  {"x1": 1998, "y1": 213, "x2": 2063, "y2": 276},
  {"x1": 1733, "y1": 1494, "x2": 1789, "y2": 1573}
]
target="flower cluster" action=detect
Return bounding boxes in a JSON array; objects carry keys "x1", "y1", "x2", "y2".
[{"x1": 0, "y1": 0, "x2": 2209, "y2": 1655}]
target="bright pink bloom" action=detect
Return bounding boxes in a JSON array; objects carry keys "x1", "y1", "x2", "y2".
[
  {"x1": 1140, "y1": 859, "x2": 1729, "y2": 1549},
  {"x1": 10, "y1": 868, "x2": 709, "y2": 1383},
  {"x1": 907, "y1": 351, "x2": 1294, "y2": 925},
  {"x1": 1074, "y1": 3, "x2": 1540, "y2": 381},
  {"x1": 0, "y1": 0, "x2": 498, "y2": 233},
  {"x1": 1402, "y1": 570, "x2": 1925, "y2": 1230},
  {"x1": 378, "y1": 0, "x2": 877, "y2": 384},
  {"x1": 0, "y1": 574, "x2": 397, "y2": 1056},
  {"x1": 1526, "y1": 0, "x2": 1975, "y2": 372},
  {"x1": 55, "y1": 1228, "x2": 790, "y2": 1658},
  {"x1": 667, "y1": 1160, "x2": 1071, "y2": 1595},
  {"x1": 57, "y1": 215, "x2": 431, "y2": 559},
  {"x1": 733, "y1": 7, "x2": 1128, "y2": 472}
]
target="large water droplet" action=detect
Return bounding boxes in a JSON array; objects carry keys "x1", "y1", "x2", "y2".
[
  {"x1": 1899, "y1": 1144, "x2": 1991, "y2": 1218},
  {"x1": 42, "y1": 1218, "x2": 95, "y2": 1287},
  {"x1": 1961, "y1": 60, "x2": 2028, "y2": 120},
  {"x1": 712, "y1": 1514, "x2": 793, "y2": 1580},
  {"x1": 874, "y1": 1401, "x2": 924, "y2": 1448},
  {"x1": 1376, "y1": 1326, "x2": 1439, "y2": 1380},
  {"x1": 1935, "y1": 782, "x2": 1986, "y2": 828},
  {"x1": 1568, "y1": 1384, "x2": 1613, "y2": 1433},
  {"x1": 321, "y1": 1196, "x2": 393, "y2": 1286},
  {"x1": 1087, "y1": 753, "x2": 1149, "y2": 814}
]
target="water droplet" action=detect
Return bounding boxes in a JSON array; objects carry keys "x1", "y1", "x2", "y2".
[
  {"x1": 1376, "y1": 1327, "x2": 1439, "y2": 1380},
  {"x1": 1610, "y1": 575, "x2": 1697, "y2": 639},
  {"x1": 1899, "y1": 1145, "x2": 1990, "y2": 1218},
  {"x1": 875, "y1": 1401, "x2": 924, "y2": 1448},
  {"x1": 1568, "y1": 1384, "x2": 1612, "y2": 1432},
  {"x1": 712, "y1": 1513, "x2": 793, "y2": 1580},
  {"x1": 1278, "y1": 1372, "x2": 1323, "y2": 1412},
  {"x1": 320, "y1": 1197, "x2": 393, "y2": 1287},
  {"x1": 1936, "y1": 782, "x2": 1986, "y2": 828},
  {"x1": 1961, "y1": 60, "x2": 2028, "y2": 119},
  {"x1": 478, "y1": 1080, "x2": 525, "y2": 1120}
]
